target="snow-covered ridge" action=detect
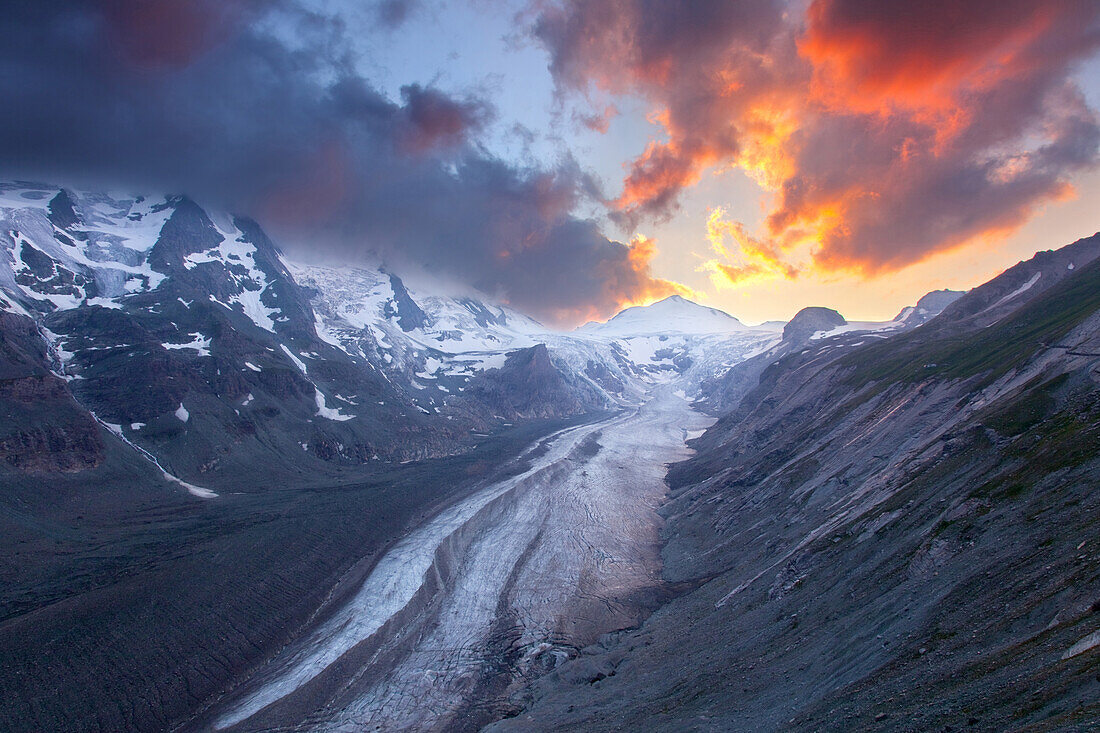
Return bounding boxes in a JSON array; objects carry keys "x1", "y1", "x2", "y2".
[
  {"x1": 291, "y1": 262, "x2": 780, "y2": 407},
  {"x1": 578, "y1": 294, "x2": 746, "y2": 336},
  {"x1": 0, "y1": 182, "x2": 285, "y2": 336},
  {"x1": 1, "y1": 183, "x2": 172, "y2": 310}
]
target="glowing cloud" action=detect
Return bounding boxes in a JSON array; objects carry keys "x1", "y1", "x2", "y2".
[
  {"x1": 701, "y1": 207, "x2": 798, "y2": 288},
  {"x1": 533, "y1": 0, "x2": 1100, "y2": 279}
]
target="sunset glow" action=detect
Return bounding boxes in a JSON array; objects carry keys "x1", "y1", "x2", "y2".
[{"x1": 3, "y1": 0, "x2": 1098, "y2": 326}]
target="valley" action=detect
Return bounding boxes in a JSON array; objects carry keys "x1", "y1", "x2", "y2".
[
  {"x1": 0, "y1": 183, "x2": 1097, "y2": 732},
  {"x1": 210, "y1": 384, "x2": 712, "y2": 731}
]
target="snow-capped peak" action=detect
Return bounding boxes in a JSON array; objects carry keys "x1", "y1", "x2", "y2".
[{"x1": 578, "y1": 295, "x2": 746, "y2": 336}]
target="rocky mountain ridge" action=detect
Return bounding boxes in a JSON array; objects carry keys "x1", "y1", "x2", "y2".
[{"x1": 0, "y1": 182, "x2": 771, "y2": 492}]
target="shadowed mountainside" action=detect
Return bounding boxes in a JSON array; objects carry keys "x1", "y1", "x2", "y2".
[{"x1": 491, "y1": 235, "x2": 1100, "y2": 732}]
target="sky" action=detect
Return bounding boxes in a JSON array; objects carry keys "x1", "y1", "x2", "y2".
[{"x1": 2, "y1": 1, "x2": 1099, "y2": 326}]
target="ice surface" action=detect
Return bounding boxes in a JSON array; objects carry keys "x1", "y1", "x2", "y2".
[{"x1": 216, "y1": 385, "x2": 714, "y2": 730}]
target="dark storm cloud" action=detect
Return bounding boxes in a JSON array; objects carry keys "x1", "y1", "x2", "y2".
[
  {"x1": 398, "y1": 84, "x2": 493, "y2": 153},
  {"x1": 374, "y1": 0, "x2": 421, "y2": 29},
  {"x1": 0, "y1": 0, "x2": 678, "y2": 325}
]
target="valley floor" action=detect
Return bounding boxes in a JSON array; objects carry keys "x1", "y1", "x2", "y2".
[{"x1": 207, "y1": 384, "x2": 712, "y2": 731}]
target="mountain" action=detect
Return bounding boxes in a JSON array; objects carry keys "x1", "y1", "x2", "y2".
[
  {"x1": 0, "y1": 183, "x2": 481, "y2": 495},
  {"x1": 490, "y1": 233, "x2": 1100, "y2": 732},
  {"x1": 893, "y1": 288, "x2": 965, "y2": 327},
  {"x1": 7, "y1": 180, "x2": 1093, "y2": 732},
  {"x1": 3, "y1": 183, "x2": 693, "y2": 491},
  {"x1": 699, "y1": 288, "x2": 972, "y2": 414},
  {"x1": 579, "y1": 294, "x2": 746, "y2": 336},
  {"x1": 781, "y1": 305, "x2": 847, "y2": 345}
]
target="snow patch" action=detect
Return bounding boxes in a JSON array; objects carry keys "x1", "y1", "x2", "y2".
[
  {"x1": 232, "y1": 287, "x2": 278, "y2": 333},
  {"x1": 987, "y1": 272, "x2": 1041, "y2": 312},
  {"x1": 315, "y1": 388, "x2": 354, "y2": 421},
  {"x1": 1062, "y1": 630, "x2": 1100, "y2": 660},
  {"x1": 163, "y1": 333, "x2": 211, "y2": 357},
  {"x1": 280, "y1": 344, "x2": 308, "y2": 374}
]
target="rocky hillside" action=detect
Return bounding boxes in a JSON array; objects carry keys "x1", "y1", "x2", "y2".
[
  {"x1": 698, "y1": 291, "x2": 959, "y2": 415},
  {"x1": 492, "y1": 234, "x2": 1100, "y2": 732}
]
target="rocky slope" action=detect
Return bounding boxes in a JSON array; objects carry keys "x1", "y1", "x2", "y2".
[
  {"x1": 893, "y1": 288, "x2": 965, "y2": 327},
  {"x1": 0, "y1": 184, "x2": 471, "y2": 492},
  {"x1": 492, "y1": 234, "x2": 1100, "y2": 732},
  {"x1": 699, "y1": 287, "x2": 970, "y2": 415}
]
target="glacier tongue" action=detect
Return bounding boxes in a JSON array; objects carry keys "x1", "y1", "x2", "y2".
[{"x1": 215, "y1": 384, "x2": 714, "y2": 731}]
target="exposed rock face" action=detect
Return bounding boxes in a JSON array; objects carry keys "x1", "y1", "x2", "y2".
[
  {"x1": 489, "y1": 241, "x2": 1100, "y2": 732},
  {"x1": 0, "y1": 378, "x2": 103, "y2": 473},
  {"x1": 0, "y1": 311, "x2": 103, "y2": 473},
  {"x1": 893, "y1": 288, "x2": 965, "y2": 326},
  {"x1": 464, "y1": 343, "x2": 608, "y2": 419},
  {"x1": 383, "y1": 273, "x2": 428, "y2": 331},
  {"x1": 782, "y1": 306, "x2": 846, "y2": 345}
]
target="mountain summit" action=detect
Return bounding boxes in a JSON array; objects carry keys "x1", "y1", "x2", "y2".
[{"x1": 579, "y1": 295, "x2": 745, "y2": 336}]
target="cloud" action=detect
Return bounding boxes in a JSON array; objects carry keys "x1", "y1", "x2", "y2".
[
  {"x1": 398, "y1": 84, "x2": 493, "y2": 153},
  {"x1": 532, "y1": 0, "x2": 1100, "y2": 277},
  {"x1": 572, "y1": 104, "x2": 619, "y2": 133},
  {"x1": 0, "y1": 0, "x2": 680, "y2": 326},
  {"x1": 374, "y1": 0, "x2": 420, "y2": 29},
  {"x1": 98, "y1": 0, "x2": 252, "y2": 69},
  {"x1": 701, "y1": 207, "x2": 798, "y2": 288}
]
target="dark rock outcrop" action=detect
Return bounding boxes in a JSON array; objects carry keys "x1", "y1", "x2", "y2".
[
  {"x1": 384, "y1": 273, "x2": 429, "y2": 332},
  {"x1": 782, "y1": 306, "x2": 846, "y2": 345},
  {"x1": 0, "y1": 312, "x2": 103, "y2": 473},
  {"x1": 465, "y1": 344, "x2": 607, "y2": 420}
]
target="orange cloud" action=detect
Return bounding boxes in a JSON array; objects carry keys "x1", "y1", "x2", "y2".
[
  {"x1": 612, "y1": 234, "x2": 694, "y2": 305},
  {"x1": 801, "y1": 1, "x2": 1071, "y2": 118},
  {"x1": 534, "y1": 0, "x2": 1100, "y2": 280},
  {"x1": 702, "y1": 207, "x2": 798, "y2": 288}
]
